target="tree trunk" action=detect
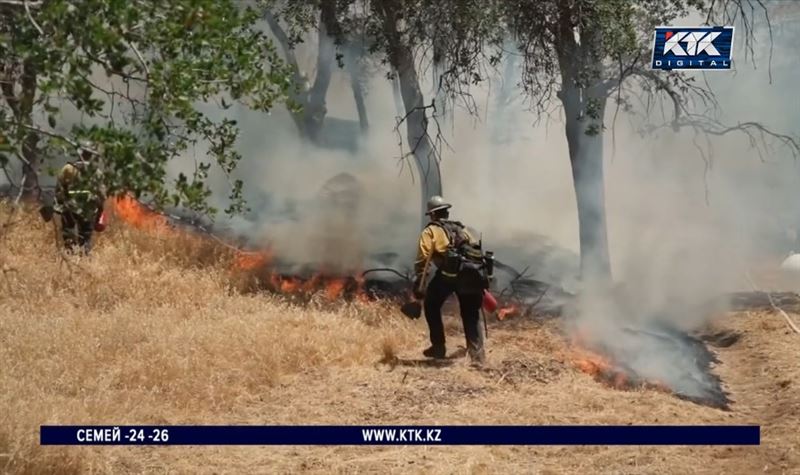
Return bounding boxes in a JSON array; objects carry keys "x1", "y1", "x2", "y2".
[
  {"x1": 396, "y1": 49, "x2": 443, "y2": 224},
  {"x1": 345, "y1": 41, "x2": 369, "y2": 133},
  {"x1": 431, "y1": 40, "x2": 447, "y2": 122},
  {"x1": 390, "y1": 70, "x2": 405, "y2": 118},
  {"x1": 350, "y1": 72, "x2": 369, "y2": 133},
  {"x1": 561, "y1": 84, "x2": 611, "y2": 282},
  {"x1": 264, "y1": 12, "x2": 309, "y2": 136},
  {"x1": 497, "y1": 40, "x2": 518, "y2": 109},
  {"x1": 2, "y1": 57, "x2": 39, "y2": 201},
  {"x1": 492, "y1": 44, "x2": 518, "y2": 145},
  {"x1": 303, "y1": 1, "x2": 338, "y2": 143},
  {"x1": 554, "y1": 1, "x2": 611, "y2": 283},
  {"x1": 264, "y1": 8, "x2": 335, "y2": 144},
  {"x1": 20, "y1": 129, "x2": 39, "y2": 201},
  {"x1": 379, "y1": 1, "x2": 443, "y2": 226}
]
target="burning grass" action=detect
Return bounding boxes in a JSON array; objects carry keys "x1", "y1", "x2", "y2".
[
  {"x1": 110, "y1": 195, "x2": 394, "y2": 304},
  {"x1": 28, "y1": 197, "x2": 731, "y2": 409},
  {"x1": 0, "y1": 201, "x2": 418, "y2": 473},
  {"x1": 1, "y1": 200, "x2": 795, "y2": 473},
  {"x1": 567, "y1": 342, "x2": 672, "y2": 395}
]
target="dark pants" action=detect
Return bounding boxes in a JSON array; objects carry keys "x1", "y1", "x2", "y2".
[
  {"x1": 61, "y1": 210, "x2": 94, "y2": 254},
  {"x1": 424, "y1": 272, "x2": 485, "y2": 359}
]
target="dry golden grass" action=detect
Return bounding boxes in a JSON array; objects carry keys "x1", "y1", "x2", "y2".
[
  {"x1": 1, "y1": 202, "x2": 798, "y2": 474},
  {"x1": 0, "y1": 203, "x2": 417, "y2": 474}
]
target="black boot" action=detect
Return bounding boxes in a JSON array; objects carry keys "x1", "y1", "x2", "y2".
[{"x1": 423, "y1": 345, "x2": 446, "y2": 359}]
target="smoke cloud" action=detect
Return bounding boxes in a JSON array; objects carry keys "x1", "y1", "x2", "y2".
[
  {"x1": 184, "y1": 17, "x2": 799, "y2": 399},
  {"x1": 193, "y1": 18, "x2": 800, "y2": 299},
  {"x1": 3, "y1": 10, "x2": 798, "y2": 397}
]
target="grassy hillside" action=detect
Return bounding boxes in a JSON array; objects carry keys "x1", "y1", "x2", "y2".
[{"x1": 0, "y1": 202, "x2": 797, "y2": 474}]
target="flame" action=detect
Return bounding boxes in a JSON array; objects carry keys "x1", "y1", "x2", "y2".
[
  {"x1": 111, "y1": 195, "x2": 171, "y2": 233},
  {"x1": 229, "y1": 245, "x2": 375, "y2": 302},
  {"x1": 354, "y1": 273, "x2": 370, "y2": 303},
  {"x1": 566, "y1": 332, "x2": 673, "y2": 393},
  {"x1": 280, "y1": 277, "x2": 301, "y2": 293},
  {"x1": 110, "y1": 194, "x2": 385, "y2": 304},
  {"x1": 234, "y1": 249, "x2": 272, "y2": 271},
  {"x1": 570, "y1": 344, "x2": 633, "y2": 389},
  {"x1": 324, "y1": 278, "x2": 346, "y2": 300},
  {"x1": 497, "y1": 305, "x2": 519, "y2": 321},
  {"x1": 237, "y1": 261, "x2": 370, "y2": 303},
  {"x1": 567, "y1": 329, "x2": 656, "y2": 391}
]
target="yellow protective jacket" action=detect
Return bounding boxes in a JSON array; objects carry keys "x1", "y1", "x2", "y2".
[{"x1": 414, "y1": 220, "x2": 478, "y2": 281}]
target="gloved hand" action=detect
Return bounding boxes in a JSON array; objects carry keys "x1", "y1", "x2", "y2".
[{"x1": 412, "y1": 278, "x2": 425, "y2": 300}]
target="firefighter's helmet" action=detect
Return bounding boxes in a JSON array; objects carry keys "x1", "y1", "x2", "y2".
[
  {"x1": 425, "y1": 195, "x2": 451, "y2": 215},
  {"x1": 77, "y1": 140, "x2": 95, "y2": 161}
]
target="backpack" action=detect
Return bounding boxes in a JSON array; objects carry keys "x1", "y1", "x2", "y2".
[{"x1": 429, "y1": 220, "x2": 490, "y2": 294}]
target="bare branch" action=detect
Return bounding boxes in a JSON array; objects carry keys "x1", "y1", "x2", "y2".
[
  {"x1": 23, "y1": 0, "x2": 43, "y2": 36},
  {"x1": 263, "y1": 10, "x2": 300, "y2": 72},
  {"x1": 12, "y1": 171, "x2": 25, "y2": 204},
  {"x1": 391, "y1": 101, "x2": 450, "y2": 181},
  {"x1": 690, "y1": 129, "x2": 712, "y2": 205},
  {"x1": 630, "y1": 67, "x2": 684, "y2": 131},
  {"x1": 15, "y1": 122, "x2": 80, "y2": 148},
  {"x1": 677, "y1": 118, "x2": 800, "y2": 157},
  {"x1": 755, "y1": 0, "x2": 773, "y2": 84},
  {"x1": 125, "y1": 39, "x2": 150, "y2": 77},
  {"x1": 80, "y1": 52, "x2": 148, "y2": 83},
  {"x1": 0, "y1": 0, "x2": 42, "y2": 6},
  {"x1": 1, "y1": 164, "x2": 17, "y2": 188}
]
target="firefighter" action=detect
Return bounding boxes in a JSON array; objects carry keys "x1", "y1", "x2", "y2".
[
  {"x1": 55, "y1": 141, "x2": 105, "y2": 255},
  {"x1": 414, "y1": 195, "x2": 487, "y2": 365}
]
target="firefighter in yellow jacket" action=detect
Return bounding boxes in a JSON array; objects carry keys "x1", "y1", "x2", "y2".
[
  {"x1": 414, "y1": 196, "x2": 487, "y2": 364},
  {"x1": 55, "y1": 142, "x2": 105, "y2": 254}
]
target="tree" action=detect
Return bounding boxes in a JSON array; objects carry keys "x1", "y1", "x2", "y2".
[
  {"x1": 365, "y1": 0, "x2": 497, "y2": 224},
  {"x1": 264, "y1": 0, "x2": 339, "y2": 144},
  {"x1": 372, "y1": 0, "x2": 442, "y2": 224},
  {"x1": 0, "y1": 0, "x2": 292, "y2": 215},
  {"x1": 496, "y1": 0, "x2": 800, "y2": 282},
  {"x1": 343, "y1": 32, "x2": 370, "y2": 133},
  {"x1": 263, "y1": 0, "x2": 491, "y2": 224},
  {"x1": 264, "y1": 0, "x2": 379, "y2": 145}
]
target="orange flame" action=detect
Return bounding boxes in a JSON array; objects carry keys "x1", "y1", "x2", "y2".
[
  {"x1": 230, "y1": 248, "x2": 374, "y2": 302},
  {"x1": 567, "y1": 332, "x2": 670, "y2": 393},
  {"x1": 234, "y1": 249, "x2": 273, "y2": 271},
  {"x1": 497, "y1": 305, "x2": 519, "y2": 321},
  {"x1": 111, "y1": 195, "x2": 171, "y2": 233},
  {"x1": 324, "y1": 278, "x2": 347, "y2": 300},
  {"x1": 570, "y1": 345, "x2": 633, "y2": 389},
  {"x1": 354, "y1": 273, "x2": 370, "y2": 303},
  {"x1": 566, "y1": 330, "x2": 638, "y2": 390},
  {"x1": 110, "y1": 194, "x2": 380, "y2": 304}
]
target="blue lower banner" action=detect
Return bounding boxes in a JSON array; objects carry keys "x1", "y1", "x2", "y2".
[{"x1": 40, "y1": 425, "x2": 760, "y2": 446}]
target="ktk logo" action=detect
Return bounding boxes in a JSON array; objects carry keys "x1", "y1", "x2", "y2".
[
  {"x1": 662, "y1": 31, "x2": 722, "y2": 56},
  {"x1": 651, "y1": 26, "x2": 734, "y2": 71}
]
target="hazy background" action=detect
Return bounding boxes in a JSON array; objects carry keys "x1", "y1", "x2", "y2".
[
  {"x1": 3, "y1": 14, "x2": 799, "y2": 296},
  {"x1": 194, "y1": 18, "x2": 800, "y2": 300},
  {"x1": 1, "y1": 7, "x2": 798, "y2": 402}
]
